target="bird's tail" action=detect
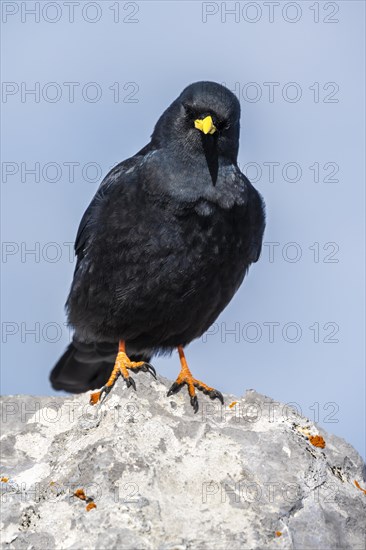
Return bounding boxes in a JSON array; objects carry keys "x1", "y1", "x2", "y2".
[{"x1": 50, "y1": 338, "x2": 151, "y2": 393}]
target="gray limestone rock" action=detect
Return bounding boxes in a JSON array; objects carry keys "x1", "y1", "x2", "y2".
[{"x1": 1, "y1": 373, "x2": 365, "y2": 549}]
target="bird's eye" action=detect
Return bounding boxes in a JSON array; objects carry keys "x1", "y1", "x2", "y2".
[
  {"x1": 182, "y1": 103, "x2": 196, "y2": 117},
  {"x1": 216, "y1": 120, "x2": 230, "y2": 132}
]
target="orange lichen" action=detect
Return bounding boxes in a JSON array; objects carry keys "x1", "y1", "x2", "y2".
[
  {"x1": 74, "y1": 488, "x2": 97, "y2": 511},
  {"x1": 354, "y1": 480, "x2": 366, "y2": 495},
  {"x1": 309, "y1": 435, "x2": 326, "y2": 448},
  {"x1": 74, "y1": 488, "x2": 87, "y2": 501},
  {"x1": 229, "y1": 401, "x2": 238, "y2": 409},
  {"x1": 275, "y1": 531, "x2": 282, "y2": 537},
  {"x1": 90, "y1": 391, "x2": 101, "y2": 405},
  {"x1": 1, "y1": 477, "x2": 9, "y2": 483}
]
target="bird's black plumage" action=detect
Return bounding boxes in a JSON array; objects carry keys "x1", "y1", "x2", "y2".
[{"x1": 51, "y1": 81, "x2": 265, "y2": 393}]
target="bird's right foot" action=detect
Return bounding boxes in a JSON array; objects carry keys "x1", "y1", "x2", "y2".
[{"x1": 90, "y1": 341, "x2": 156, "y2": 405}]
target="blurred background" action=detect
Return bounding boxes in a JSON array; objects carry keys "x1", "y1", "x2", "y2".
[{"x1": 1, "y1": 1, "x2": 365, "y2": 458}]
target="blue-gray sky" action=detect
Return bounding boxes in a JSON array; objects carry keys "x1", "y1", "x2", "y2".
[{"x1": 1, "y1": 1, "x2": 365, "y2": 458}]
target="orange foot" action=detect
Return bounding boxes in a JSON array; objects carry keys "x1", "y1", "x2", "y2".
[
  {"x1": 167, "y1": 346, "x2": 224, "y2": 413},
  {"x1": 90, "y1": 341, "x2": 156, "y2": 405}
]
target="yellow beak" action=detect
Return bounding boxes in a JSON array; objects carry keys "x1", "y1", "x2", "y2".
[{"x1": 194, "y1": 115, "x2": 217, "y2": 135}]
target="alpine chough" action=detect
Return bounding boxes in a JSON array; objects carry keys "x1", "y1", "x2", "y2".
[{"x1": 50, "y1": 81, "x2": 265, "y2": 412}]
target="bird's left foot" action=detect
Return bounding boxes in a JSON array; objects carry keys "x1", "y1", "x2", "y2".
[
  {"x1": 90, "y1": 341, "x2": 156, "y2": 405},
  {"x1": 167, "y1": 346, "x2": 224, "y2": 413}
]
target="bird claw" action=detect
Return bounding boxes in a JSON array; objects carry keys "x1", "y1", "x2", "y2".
[
  {"x1": 167, "y1": 377, "x2": 224, "y2": 412},
  {"x1": 125, "y1": 376, "x2": 136, "y2": 391},
  {"x1": 141, "y1": 362, "x2": 157, "y2": 379},
  {"x1": 167, "y1": 381, "x2": 183, "y2": 397},
  {"x1": 190, "y1": 395, "x2": 199, "y2": 414},
  {"x1": 89, "y1": 351, "x2": 155, "y2": 406},
  {"x1": 99, "y1": 385, "x2": 112, "y2": 404},
  {"x1": 209, "y1": 389, "x2": 224, "y2": 405}
]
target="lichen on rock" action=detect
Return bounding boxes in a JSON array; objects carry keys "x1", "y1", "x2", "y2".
[{"x1": 1, "y1": 374, "x2": 365, "y2": 549}]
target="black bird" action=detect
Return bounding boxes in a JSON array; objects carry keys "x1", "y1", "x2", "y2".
[{"x1": 51, "y1": 81, "x2": 265, "y2": 412}]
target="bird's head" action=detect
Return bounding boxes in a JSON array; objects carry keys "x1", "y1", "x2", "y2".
[{"x1": 152, "y1": 81, "x2": 241, "y2": 167}]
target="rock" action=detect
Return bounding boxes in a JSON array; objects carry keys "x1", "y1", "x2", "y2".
[{"x1": 1, "y1": 373, "x2": 365, "y2": 549}]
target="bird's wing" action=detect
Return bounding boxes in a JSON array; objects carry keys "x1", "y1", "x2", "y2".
[
  {"x1": 242, "y1": 173, "x2": 266, "y2": 264},
  {"x1": 74, "y1": 144, "x2": 153, "y2": 268}
]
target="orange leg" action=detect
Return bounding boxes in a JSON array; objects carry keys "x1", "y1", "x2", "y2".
[
  {"x1": 167, "y1": 346, "x2": 224, "y2": 413},
  {"x1": 90, "y1": 341, "x2": 156, "y2": 405}
]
